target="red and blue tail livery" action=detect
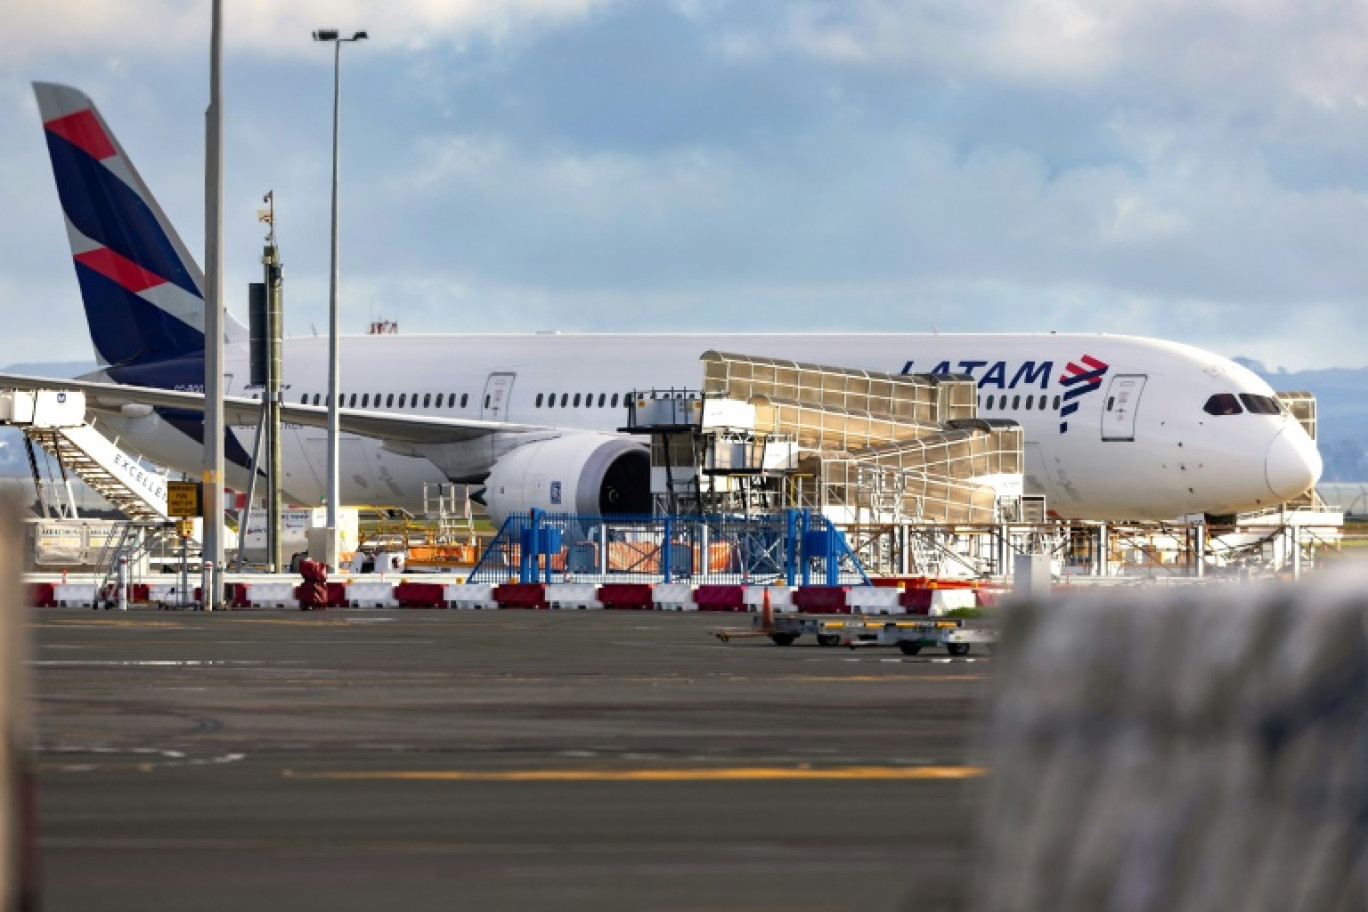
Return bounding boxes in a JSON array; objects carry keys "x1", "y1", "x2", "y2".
[{"x1": 34, "y1": 82, "x2": 240, "y2": 368}]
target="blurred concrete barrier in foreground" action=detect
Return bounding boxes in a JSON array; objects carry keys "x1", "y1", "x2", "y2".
[
  {"x1": 0, "y1": 498, "x2": 35, "y2": 909},
  {"x1": 977, "y1": 566, "x2": 1368, "y2": 912}
]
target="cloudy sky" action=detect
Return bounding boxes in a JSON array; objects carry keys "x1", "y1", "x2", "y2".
[{"x1": 2, "y1": 0, "x2": 1368, "y2": 371}]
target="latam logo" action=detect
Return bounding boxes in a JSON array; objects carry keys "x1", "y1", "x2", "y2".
[
  {"x1": 1058, "y1": 355, "x2": 1109, "y2": 433},
  {"x1": 898, "y1": 354, "x2": 1111, "y2": 434}
]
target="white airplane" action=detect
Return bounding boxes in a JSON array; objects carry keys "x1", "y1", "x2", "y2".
[{"x1": 0, "y1": 83, "x2": 1322, "y2": 525}]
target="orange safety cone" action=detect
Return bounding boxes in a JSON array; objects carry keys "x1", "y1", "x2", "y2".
[{"x1": 761, "y1": 587, "x2": 774, "y2": 633}]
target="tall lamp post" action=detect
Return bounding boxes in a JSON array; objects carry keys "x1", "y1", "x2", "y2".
[{"x1": 312, "y1": 28, "x2": 367, "y2": 569}]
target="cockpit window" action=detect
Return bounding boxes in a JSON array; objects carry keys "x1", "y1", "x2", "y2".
[
  {"x1": 1203, "y1": 393, "x2": 1243, "y2": 416},
  {"x1": 1239, "y1": 393, "x2": 1283, "y2": 415}
]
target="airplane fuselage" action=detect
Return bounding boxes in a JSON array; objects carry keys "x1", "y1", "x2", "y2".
[{"x1": 95, "y1": 331, "x2": 1321, "y2": 523}]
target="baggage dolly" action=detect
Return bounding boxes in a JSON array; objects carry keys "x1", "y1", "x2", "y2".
[{"x1": 756, "y1": 614, "x2": 998, "y2": 655}]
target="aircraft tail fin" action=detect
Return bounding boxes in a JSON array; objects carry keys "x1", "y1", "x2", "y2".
[{"x1": 33, "y1": 82, "x2": 245, "y2": 368}]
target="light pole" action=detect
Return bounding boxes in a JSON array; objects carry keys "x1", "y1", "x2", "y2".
[{"x1": 312, "y1": 28, "x2": 367, "y2": 569}]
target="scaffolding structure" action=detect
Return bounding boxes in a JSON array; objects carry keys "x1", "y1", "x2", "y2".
[{"x1": 627, "y1": 352, "x2": 1028, "y2": 529}]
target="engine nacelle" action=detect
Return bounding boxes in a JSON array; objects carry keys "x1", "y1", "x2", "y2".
[{"x1": 482, "y1": 433, "x2": 651, "y2": 524}]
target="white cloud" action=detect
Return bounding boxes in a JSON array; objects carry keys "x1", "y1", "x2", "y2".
[
  {"x1": 0, "y1": 0, "x2": 619, "y2": 66},
  {"x1": 772, "y1": 0, "x2": 1368, "y2": 112}
]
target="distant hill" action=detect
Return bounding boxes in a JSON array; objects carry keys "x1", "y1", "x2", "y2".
[{"x1": 1237, "y1": 359, "x2": 1368, "y2": 482}]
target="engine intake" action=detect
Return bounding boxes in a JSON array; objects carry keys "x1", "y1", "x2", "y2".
[{"x1": 481, "y1": 433, "x2": 651, "y2": 524}]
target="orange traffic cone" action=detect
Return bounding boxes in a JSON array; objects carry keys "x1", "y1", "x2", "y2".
[{"x1": 761, "y1": 587, "x2": 773, "y2": 633}]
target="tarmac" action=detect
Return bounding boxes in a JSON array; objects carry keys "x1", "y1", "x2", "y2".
[{"x1": 33, "y1": 608, "x2": 992, "y2": 912}]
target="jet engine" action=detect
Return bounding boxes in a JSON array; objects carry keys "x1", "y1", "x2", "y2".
[{"x1": 479, "y1": 433, "x2": 651, "y2": 524}]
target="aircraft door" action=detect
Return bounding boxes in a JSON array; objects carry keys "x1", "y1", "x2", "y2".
[
  {"x1": 1101, "y1": 374, "x2": 1146, "y2": 442},
  {"x1": 482, "y1": 372, "x2": 516, "y2": 421}
]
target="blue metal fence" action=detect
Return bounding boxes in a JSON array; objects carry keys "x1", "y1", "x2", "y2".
[{"x1": 468, "y1": 510, "x2": 870, "y2": 586}]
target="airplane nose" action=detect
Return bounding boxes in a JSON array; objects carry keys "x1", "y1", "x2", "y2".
[{"x1": 1265, "y1": 425, "x2": 1322, "y2": 501}]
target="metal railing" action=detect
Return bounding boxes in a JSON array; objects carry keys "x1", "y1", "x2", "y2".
[{"x1": 468, "y1": 509, "x2": 870, "y2": 586}]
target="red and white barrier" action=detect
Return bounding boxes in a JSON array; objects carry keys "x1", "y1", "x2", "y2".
[
  {"x1": 346, "y1": 580, "x2": 399, "y2": 608},
  {"x1": 847, "y1": 586, "x2": 904, "y2": 615},
  {"x1": 545, "y1": 582, "x2": 602, "y2": 609},
  {"x1": 651, "y1": 582, "x2": 695, "y2": 611},
  {"x1": 53, "y1": 583, "x2": 97, "y2": 607},
  {"x1": 444, "y1": 583, "x2": 496, "y2": 609},
  {"x1": 744, "y1": 585, "x2": 796, "y2": 613},
  {"x1": 243, "y1": 581, "x2": 299, "y2": 608},
  {"x1": 27, "y1": 574, "x2": 995, "y2": 616}
]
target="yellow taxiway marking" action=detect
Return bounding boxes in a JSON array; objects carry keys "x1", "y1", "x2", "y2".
[
  {"x1": 284, "y1": 765, "x2": 987, "y2": 782},
  {"x1": 38, "y1": 618, "x2": 363, "y2": 631},
  {"x1": 39, "y1": 619, "x2": 182, "y2": 628},
  {"x1": 759, "y1": 675, "x2": 985, "y2": 682}
]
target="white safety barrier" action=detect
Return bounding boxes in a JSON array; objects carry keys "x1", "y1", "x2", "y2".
[
  {"x1": 346, "y1": 580, "x2": 398, "y2": 608},
  {"x1": 146, "y1": 582, "x2": 193, "y2": 606},
  {"x1": 652, "y1": 582, "x2": 696, "y2": 611},
  {"x1": 926, "y1": 589, "x2": 976, "y2": 616},
  {"x1": 244, "y1": 581, "x2": 298, "y2": 608},
  {"x1": 444, "y1": 583, "x2": 496, "y2": 610},
  {"x1": 846, "y1": 587, "x2": 904, "y2": 615},
  {"x1": 977, "y1": 567, "x2": 1368, "y2": 911},
  {"x1": 545, "y1": 582, "x2": 602, "y2": 609},
  {"x1": 744, "y1": 585, "x2": 796, "y2": 613},
  {"x1": 53, "y1": 583, "x2": 97, "y2": 607}
]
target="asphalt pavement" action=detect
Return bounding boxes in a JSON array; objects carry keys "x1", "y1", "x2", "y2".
[{"x1": 33, "y1": 608, "x2": 992, "y2": 912}]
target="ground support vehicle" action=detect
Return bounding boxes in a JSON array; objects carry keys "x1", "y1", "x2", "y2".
[{"x1": 758, "y1": 614, "x2": 998, "y2": 655}]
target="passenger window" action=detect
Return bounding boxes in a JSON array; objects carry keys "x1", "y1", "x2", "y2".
[
  {"x1": 313, "y1": 393, "x2": 321, "y2": 406},
  {"x1": 1023, "y1": 395, "x2": 1033, "y2": 409},
  {"x1": 598, "y1": 393, "x2": 606, "y2": 408},
  {"x1": 423, "y1": 393, "x2": 431, "y2": 408},
  {"x1": 1012, "y1": 395, "x2": 1020, "y2": 410},
  {"x1": 386, "y1": 394, "x2": 394, "y2": 408},
  {"x1": 573, "y1": 393, "x2": 582, "y2": 407},
  {"x1": 984, "y1": 395, "x2": 994, "y2": 410},
  {"x1": 398, "y1": 394, "x2": 406, "y2": 408},
  {"x1": 1239, "y1": 393, "x2": 1282, "y2": 415},
  {"x1": 536, "y1": 393, "x2": 544, "y2": 408},
  {"x1": 361, "y1": 393, "x2": 369, "y2": 408},
  {"x1": 484, "y1": 395, "x2": 490, "y2": 408},
  {"x1": 561, "y1": 393, "x2": 568, "y2": 407},
  {"x1": 300, "y1": 394, "x2": 308, "y2": 404},
  {"x1": 611, "y1": 393, "x2": 619, "y2": 408},
  {"x1": 460, "y1": 393, "x2": 469, "y2": 408},
  {"x1": 434, "y1": 394, "x2": 443, "y2": 408},
  {"x1": 1203, "y1": 394, "x2": 1243, "y2": 416}
]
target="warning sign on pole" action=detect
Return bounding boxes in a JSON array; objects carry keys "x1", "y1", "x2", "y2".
[{"x1": 167, "y1": 482, "x2": 203, "y2": 518}]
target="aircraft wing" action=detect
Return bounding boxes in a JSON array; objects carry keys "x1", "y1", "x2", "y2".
[{"x1": 0, "y1": 372, "x2": 550, "y2": 444}]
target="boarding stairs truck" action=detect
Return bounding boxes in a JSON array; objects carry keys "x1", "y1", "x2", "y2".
[{"x1": 0, "y1": 388, "x2": 170, "y2": 521}]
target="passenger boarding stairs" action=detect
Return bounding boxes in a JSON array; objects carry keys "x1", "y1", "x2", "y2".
[{"x1": 2, "y1": 389, "x2": 170, "y2": 521}]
